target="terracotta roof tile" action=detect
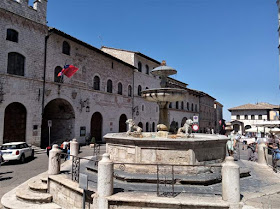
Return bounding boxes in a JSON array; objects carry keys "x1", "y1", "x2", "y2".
[{"x1": 228, "y1": 103, "x2": 279, "y2": 111}]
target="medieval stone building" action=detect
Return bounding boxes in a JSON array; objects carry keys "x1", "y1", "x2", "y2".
[{"x1": 0, "y1": 0, "x2": 222, "y2": 147}]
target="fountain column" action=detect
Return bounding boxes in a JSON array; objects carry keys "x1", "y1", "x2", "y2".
[{"x1": 158, "y1": 101, "x2": 170, "y2": 129}]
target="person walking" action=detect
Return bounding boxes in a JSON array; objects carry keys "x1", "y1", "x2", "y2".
[
  {"x1": 0, "y1": 150, "x2": 4, "y2": 167},
  {"x1": 267, "y1": 134, "x2": 280, "y2": 172}
]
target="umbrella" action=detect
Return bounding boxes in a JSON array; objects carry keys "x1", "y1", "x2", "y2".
[
  {"x1": 245, "y1": 127, "x2": 271, "y2": 133},
  {"x1": 270, "y1": 127, "x2": 280, "y2": 133}
]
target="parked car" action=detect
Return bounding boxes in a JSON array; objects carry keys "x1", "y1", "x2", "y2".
[{"x1": 0, "y1": 142, "x2": 34, "y2": 163}]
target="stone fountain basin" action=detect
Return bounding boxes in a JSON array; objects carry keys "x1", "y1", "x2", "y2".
[
  {"x1": 104, "y1": 133, "x2": 228, "y2": 174},
  {"x1": 141, "y1": 88, "x2": 186, "y2": 102}
]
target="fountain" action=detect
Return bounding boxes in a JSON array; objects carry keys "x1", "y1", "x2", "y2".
[{"x1": 102, "y1": 61, "x2": 228, "y2": 175}]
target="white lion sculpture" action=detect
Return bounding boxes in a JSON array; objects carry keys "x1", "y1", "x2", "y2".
[
  {"x1": 126, "y1": 119, "x2": 142, "y2": 135},
  {"x1": 177, "y1": 119, "x2": 194, "y2": 137}
]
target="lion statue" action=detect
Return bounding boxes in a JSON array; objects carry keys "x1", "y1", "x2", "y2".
[
  {"x1": 177, "y1": 119, "x2": 194, "y2": 137},
  {"x1": 126, "y1": 119, "x2": 142, "y2": 135}
]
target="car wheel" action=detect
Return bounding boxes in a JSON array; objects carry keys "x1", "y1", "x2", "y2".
[
  {"x1": 31, "y1": 150, "x2": 35, "y2": 159},
  {"x1": 20, "y1": 154, "x2": 25, "y2": 163}
]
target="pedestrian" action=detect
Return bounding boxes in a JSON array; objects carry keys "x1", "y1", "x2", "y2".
[
  {"x1": 66, "y1": 143, "x2": 70, "y2": 160},
  {"x1": 247, "y1": 142, "x2": 258, "y2": 162},
  {"x1": 227, "y1": 132, "x2": 236, "y2": 157},
  {"x1": 267, "y1": 134, "x2": 280, "y2": 172},
  {"x1": 0, "y1": 150, "x2": 3, "y2": 167}
]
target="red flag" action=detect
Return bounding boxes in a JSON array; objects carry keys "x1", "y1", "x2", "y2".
[{"x1": 58, "y1": 65, "x2": 79, "y2": 78}]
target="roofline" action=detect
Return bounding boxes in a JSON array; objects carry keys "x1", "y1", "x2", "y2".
[
  {"x1": 167, "y1": 77, "x2": 188, "y2": 87},
  {"x1": 48, "y1": 28, "x2": 137, "y2": 70},
  {"x1": 101, "y1": 46, "x2": 161, "y2": 65},
  {"x1": 228, "y1": 107, "x2": 275, "y2": 112},
  {"x1": 214, "y1": 101, "x2": 223, "y2": 107}
]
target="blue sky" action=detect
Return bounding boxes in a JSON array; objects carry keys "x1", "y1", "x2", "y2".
[{"x1": 47, "y1": 0, "x2": 279, "y2": 121}]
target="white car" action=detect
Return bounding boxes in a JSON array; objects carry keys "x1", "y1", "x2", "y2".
[{"x1": 0, "y1": 142, "x2": 34, "y2": 163}]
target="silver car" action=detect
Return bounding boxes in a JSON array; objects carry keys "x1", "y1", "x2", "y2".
[{"x1": 0, "y1": 142, "x2": 34, "y2": 163}]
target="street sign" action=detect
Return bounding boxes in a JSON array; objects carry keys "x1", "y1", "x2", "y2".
[
  {"x1": 192, "y1": 124, "x2": 199, "y2": 132},
  {"x1": 193, "y1": 116, "x2": 199, "y2": 123},
  {"x1": 48, "y1": 120, "x2": 52, "y2": 127}
]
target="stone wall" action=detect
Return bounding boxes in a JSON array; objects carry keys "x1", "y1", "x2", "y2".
[
  {"x1": 0, "y1": 0, "x2": 47, "y2": 25},
  {"x1": 48, "y1": 175, "x2": 93, "y2": 209}
]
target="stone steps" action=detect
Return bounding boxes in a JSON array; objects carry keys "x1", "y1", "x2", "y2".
[
  {"x1": 16, "y1": 186, "x2": 53, "y2": 203},
  {"x1": 28, "y1": 179, "x2": 48, "y2": 193}
]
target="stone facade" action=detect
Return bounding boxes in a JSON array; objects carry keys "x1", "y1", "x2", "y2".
[
  {"x1": 0, "y1": 0, "x2": 223, "y2": 147},
  {"x1": 199, "y1": 93, "x2": 216, "y2": 133}
]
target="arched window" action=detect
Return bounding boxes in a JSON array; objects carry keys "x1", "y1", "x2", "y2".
[
  {"x1": 195, "y1": 104, "x2": 197, "y2": 112},
  {"x1": 176, "y1": 101, "x2": 179, "y2": 109},
  {"x1": 93, "y1": 76, "x2": 100, "y2": 90},
  {"x1": 152, "y1": 122, "x2": 155, "y2": 132},
  {"x1": 251, "y1": 115, "x2": 255, "y2": 120},
  {"x1": 62, "y1": 41, "x2": 70, "y2": 55},
  {"x1": 107, "y1": 79, "x2": 112, "y2": 93},
  {"x1": 146, "y1": 65, "x2": 149, "y2": 75},
  {"x1": 6, "y1": 29, "x2": 18, "y2": 42},
  {"x1": 138, "y1": 61, "x2": 142, "y2": 72},
  {"x1": 54, "y1": 66, "x2": 63, "y2": 83},
  {"x1": 138, "y1": 122, "x2": 143, "y2": 129},
  {"x1": 191, "y1": 103, "x2": 194, "y2": 111},
  {"x1": 128, "y1": 85, "x2": 132, "y2": 97},
  {"x1": 138, "y1": 85, "x2": 142, "y2": 96},
  {"x1": 7, "y1": 52, "x2": 25, "y2": 76},
  {"x1": 118, "y1": 82, "x2": 122, "y2": 95},
  {"x1": 169, "y1": 102, "x2": 172, "y2": 108},
  {"x1": 181, "y1": 102, "x2": 184, "y2": 110},
  {"x1": 142, "y1": 105, "x2": 144, "y2": 111},
  {"x1": 146, "y1": 122, "x2": 149, "y2": 132},
  {"x1": 187, "y1": 102, "x2": 189, "y2": 110}
]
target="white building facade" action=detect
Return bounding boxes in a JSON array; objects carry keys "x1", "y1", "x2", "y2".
[{"x1": 228, "y1": 103, "x2": 279, "y2": 134}]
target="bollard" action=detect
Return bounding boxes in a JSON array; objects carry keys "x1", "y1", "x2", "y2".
[
  {"x1": 222, "y1": 156, "x2": 240, "y2": 208},
  {"x1": 70, "y1": 138, "x2": 79, "y2": 158},
  {"x1": 48, "y1": 144, "x2": 62, "y2": 175},
  {"x1": 258, "y1": 142, "x2": 267, "y2": 165},
  {"x1": 97, "y1": 153, "x2": 113, "y2": 209}
]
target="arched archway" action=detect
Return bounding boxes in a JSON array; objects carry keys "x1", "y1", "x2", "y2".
[
  {"x1": 119, "y1": 114, "x2": 127, "y2": 132},
  {"x1": 181, "y1": 117, "x2": 187, "y2": 127},
  {"x1": 4, "y1": 102, "x2": 27, "y2": 143},
  {"x1": 152, "y1": 122, "x2": 155, "y2": 132},
  {"x1": 91, "y1": 112, "x2": 103, "y2": 143},
  {"x1": 233, "y1": 124, "x2": 240, "y2": 133},
  {"x1": 138, "y1": 122, "x2": 143, "y2": 129},
  {"x1": 41, "y1": 99, "x2": 75, "y2": 148}
]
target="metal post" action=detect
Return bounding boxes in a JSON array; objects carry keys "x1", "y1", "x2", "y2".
[
  {"x1": 83, "y1": 189, "x2": 86, "y2": 209},
  {"x1": 48, "y1": 126, "x2": 51, "y2": 147},
  {"x1": 172, "y1": 165, "x2": 174, "y2": 197},
  {"x1": 156, "y1": 165, "x2": 159, "y2": 196}
]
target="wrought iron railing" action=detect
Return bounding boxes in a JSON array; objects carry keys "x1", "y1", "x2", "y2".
[
  {"x1": 113, "y1": 162, "x2": 222, "y2": 198},
  {"x1": 59, "y1": 153, "x2": 100, "y2": 183}
]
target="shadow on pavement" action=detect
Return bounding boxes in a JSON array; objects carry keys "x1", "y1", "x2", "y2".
[
  {"x1": 1, "y1": 156, "x2": 37, "y2": 165},
  {"x1": 0, "y1": 171, "x2": 13, "y2": 175},
  {"x1": 0, "y1": 176, "x2": 13, "y2": 181}
]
